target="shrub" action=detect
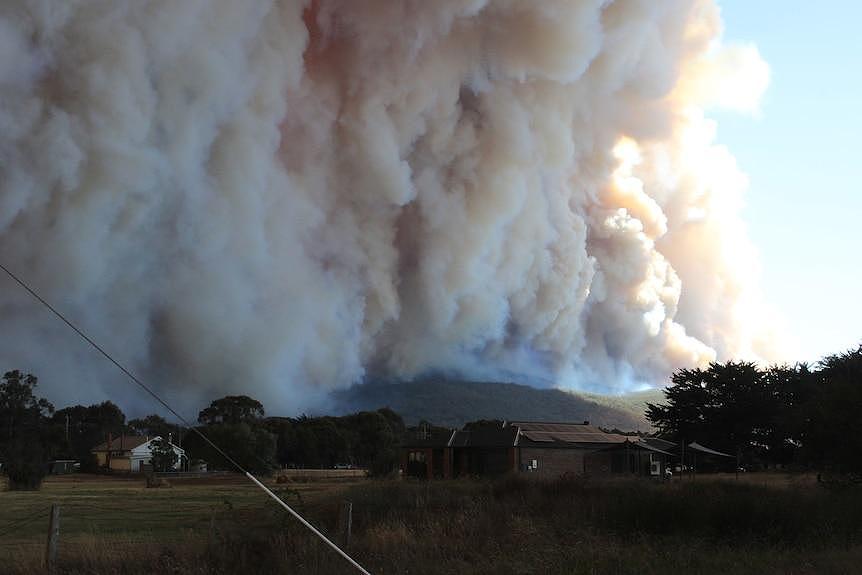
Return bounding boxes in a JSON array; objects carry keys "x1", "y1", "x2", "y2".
[{"x1": 4, "y1": 437, "x2": 47, "y2": 490}]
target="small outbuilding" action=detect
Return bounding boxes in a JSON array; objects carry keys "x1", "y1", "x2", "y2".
[{"x1": 47, "y1": 460, "x2": 80, "y2": 474}]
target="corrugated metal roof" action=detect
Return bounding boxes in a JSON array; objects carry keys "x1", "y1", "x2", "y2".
[
  {"x1": 508, "y1": 421, "x2": 590, "y2": 432},
  {"x1": 400, "y1": 428, "x2": 456, "y2": 448},
  {"x1": 449, "y1": 427, "x2": 518, "y2": 448},
  {"x1": 519, "y1": 430, "x2": 628, "y2": 444},
  {"x1": 509, "y1": 421, "x2": 629, "y2": 446},
  {"x1": 591, "y1": 440, "x2": 674, "y2": 456}
]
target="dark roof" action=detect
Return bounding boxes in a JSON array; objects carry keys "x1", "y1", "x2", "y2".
[
  {"x1": 641, "y1": 437, "x2": 676, "y2": 451},
  {"x1": 401, "y1": 427, "x2": 455, "y2": 448},
  {"x1": 91, "y1": 436, "x2": 151, "y2": 452},
  {"x1": 450, "y1": 427, "x2": 519, "y2": 448},
  {"x1": 508, "y1": 421, "x2": 629, "y2": 446},
  {"x1": 635, "y1": 441, "x2": 674, "y2": 456},
  {"x1": 591, "y1": 440, "x2": 674, "y2": 456}
]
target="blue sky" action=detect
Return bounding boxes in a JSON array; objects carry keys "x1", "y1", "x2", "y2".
[{"x1": 712, "y1": 1, "x2": 861, "y2": 363}]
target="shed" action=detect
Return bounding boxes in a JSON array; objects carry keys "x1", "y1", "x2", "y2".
[{"x1": 47, "y1": 460, "x2": 79, "y2": 474}]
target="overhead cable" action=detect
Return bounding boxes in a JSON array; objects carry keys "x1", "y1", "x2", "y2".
[{"x1": 0, "y1": 262, "x2": 372, "y2": 575}]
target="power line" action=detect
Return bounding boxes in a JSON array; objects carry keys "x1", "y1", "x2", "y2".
[{"x1": 0, "y1": 262, "x2": 372, "y2": 575}]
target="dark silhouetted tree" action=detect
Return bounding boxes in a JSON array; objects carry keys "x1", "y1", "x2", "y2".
[
  {"x1": 185, "y1": 422, "x2": 275, "y2": 473},
  {"x1": 0, "y1": 370, "x2": 54, "y2": 489},
  {"x1": 463, "y1": 419, "x2": 504, "y2": 431},
  {"x1": 149, "y1": 436, "x2": 178, "y2": 472},
  {"x1": 129, "y1": 414, "x2": 175, "y2": 441},
  {"x1": 198, "y1": 395, "x2": 264, "y2": 425},
  {"x1": 647, "y1": 361, "x2": 772, "y2": 463},
  {"x1": 185, "y1": 395, "x2": 274, "y2": 473},
  {"x1": 52, "y1": 401, "x2": 128, "y2": 471},
  {"x1": 804, "y1": 346, "x2": 862, "y2": 474}
]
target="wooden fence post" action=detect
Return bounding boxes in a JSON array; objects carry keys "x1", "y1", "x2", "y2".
[
  {"x1": 344, "y1": 501, "x2": 353, "y2": 549},
  {"x1": 45, "y1": 504, "x2": 60, "y2": 574}
]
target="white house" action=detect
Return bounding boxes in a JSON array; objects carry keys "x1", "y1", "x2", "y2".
[{"x1": 92, "y1": 435, "x2": 186, "y2": 472}]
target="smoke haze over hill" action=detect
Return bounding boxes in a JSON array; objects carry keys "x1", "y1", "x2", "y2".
[
  {"x1": 0, "y1": 0, "x2": 779, "y2": 413},
  {"x1": 330, "y1": 380, "x2": 658, "y2": 430}
]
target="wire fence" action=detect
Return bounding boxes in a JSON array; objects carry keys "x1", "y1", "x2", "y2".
[{"x1": 0, "y1": 507, "x2": 51, "y2": 539}]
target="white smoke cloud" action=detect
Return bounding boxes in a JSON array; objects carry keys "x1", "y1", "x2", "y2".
[{"x1": 0, "y1": 0, "x2": 778, "y2": 412}]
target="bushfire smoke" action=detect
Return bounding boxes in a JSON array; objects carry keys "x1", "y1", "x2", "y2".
[{"x1": 0, "y1": 0, "x2": 777, "y2": 411}]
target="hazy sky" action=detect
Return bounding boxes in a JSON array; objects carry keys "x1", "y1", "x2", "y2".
[{"x1": 714, "y1": 1, "x2": 861, "y2": 363}]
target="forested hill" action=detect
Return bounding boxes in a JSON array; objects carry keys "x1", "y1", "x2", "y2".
[{"x1": 329, "y1": 380, "x2": 661, "y2": 431}]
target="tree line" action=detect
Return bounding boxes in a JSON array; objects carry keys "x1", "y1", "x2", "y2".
[
  {"x1": 0, "y1": 372, "x2": 404, "y2": 490},
  {"x1": 646, "y1": 345, "x2": 862, "y2": 473}
]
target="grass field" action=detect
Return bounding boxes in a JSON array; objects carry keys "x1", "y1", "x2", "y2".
[
  {"x1": 3, "y1": 472, "x2": 862, "y2": 574},
  {"x1": 0, "y1": 473, "x2": 355, "y2": 570}
]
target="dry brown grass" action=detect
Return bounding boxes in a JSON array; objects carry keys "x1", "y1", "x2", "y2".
[{"x1": 3, "y1": 472, "x2": 862, "y2": 574}]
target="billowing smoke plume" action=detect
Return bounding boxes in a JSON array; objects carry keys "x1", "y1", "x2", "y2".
[{"x1": 0, "y1": 0, "x2": 777, "y2": 412}]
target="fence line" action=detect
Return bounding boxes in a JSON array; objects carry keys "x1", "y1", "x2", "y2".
[{"x1": 0, "y1": 507, "x2": 50, "y2": 539}]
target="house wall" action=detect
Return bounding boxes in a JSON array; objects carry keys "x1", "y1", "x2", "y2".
[
  {"x1": 584, "y1": 452, "x2": 614, "y2": 475},
  {"x1": 585, "y1": 450, "x2": 666, "y2": 477},
  {"x1": 132, "y1": 442, "x2": 185, "y2": 472},
  {"x1": 109, "y1": 458, "x2": 131, "y2": 472},
  {"x1": 518, "y1": 447, "x2": 587, "y2": 477},
  {"x1": 402, "y1": 448, "x2": 434, "y2": 479},
  {"x1": 450, "y1": 447, "x2": 513, "y2": 477}
]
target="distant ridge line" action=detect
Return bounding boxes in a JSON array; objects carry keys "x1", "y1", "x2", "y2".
[{"x1": 331, "y1": 379, "x2": 658, "y2": 431}]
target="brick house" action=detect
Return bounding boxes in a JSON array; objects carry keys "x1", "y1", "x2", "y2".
[
  {"x1": 509, "y1": 421, "x2": 630, "y2": 477},
  {"x1": 401, "y1": 420, "x2": 640, "y2": 479},
  {"x1": 401, "y1": 425, "x2": 456, "y2": 479}
]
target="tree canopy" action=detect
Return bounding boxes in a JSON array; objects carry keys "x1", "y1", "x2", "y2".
[
  {"x1": 149, "y1": 436, "x2": 179, "y2": 472},
  {"x1": 647, "y1": 347, "x2": 862, "y2": 472},
  {"x1": 128, "y1": 414, "x2": 174, "y2": 440},
  {"x1": 198, "y1": 395, "x2": 264, "y2": 426},
  {"x1": 0, "y1": 370, "x2": 55, "y2": 489},
  {"x1": 52, "y1": 400, "x2": 129, "y2": 471}
]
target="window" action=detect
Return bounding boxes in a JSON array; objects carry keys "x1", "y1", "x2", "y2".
[{"x1": 408, "y1": 451, "x2": 426, "y2": 463}]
